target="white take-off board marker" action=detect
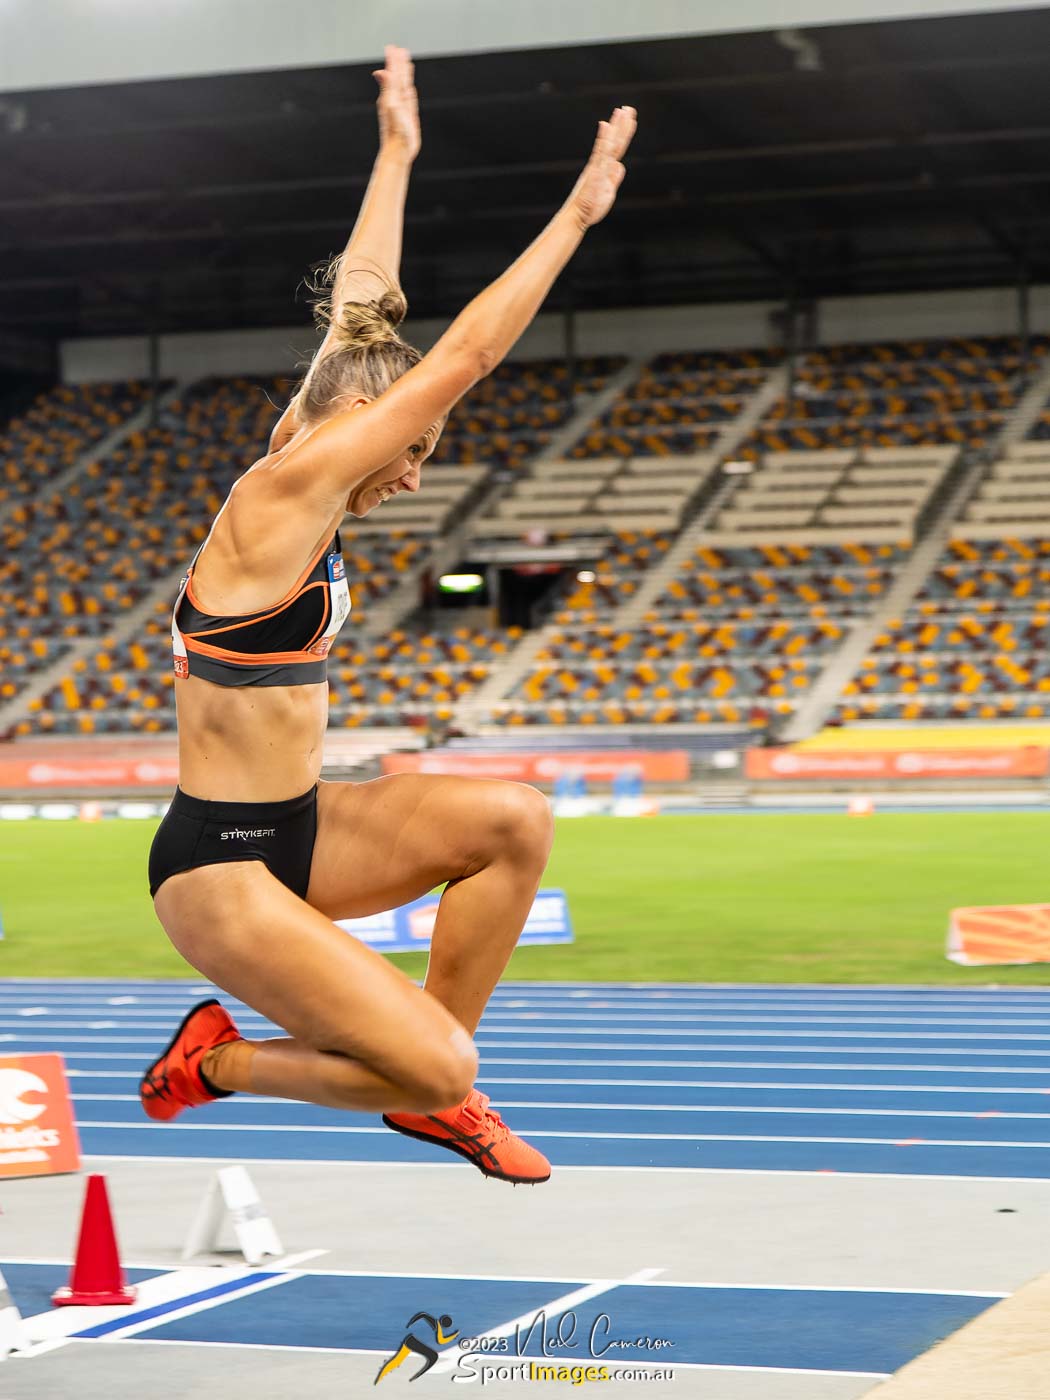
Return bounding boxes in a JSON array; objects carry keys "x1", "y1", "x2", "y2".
[{"x1": 181, "y1": 1165, "x2": 284, "y2": 1266}]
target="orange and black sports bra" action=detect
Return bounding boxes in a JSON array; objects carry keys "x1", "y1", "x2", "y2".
[{"x1": 171, "y1": 532, "x2": 351, "y2": 687}]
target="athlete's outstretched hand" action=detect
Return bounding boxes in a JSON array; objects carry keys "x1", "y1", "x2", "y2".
[
  {"x1": 567, "y1": 105, "x2": 637, "y2": 230},
  {"x1": 374, "y1": 44, "x2": 420, "y2": 162}
]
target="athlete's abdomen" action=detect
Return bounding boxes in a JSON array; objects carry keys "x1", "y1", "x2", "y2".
[{"x1": 175, "y1": 673, "x2": 329, "y2": 802}]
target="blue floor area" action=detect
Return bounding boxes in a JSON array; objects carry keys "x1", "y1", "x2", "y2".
[
  {"x1": 139, "y1": 1274, "x2": 998, "y2": 1374},
  {"x1": 3, "y1": 1263, "x2": 162, "y2": 1319},
  {"x1": 2, "y1": 1262, "x2": 1002, "y2": 1376},
  {"x1": 2, "y1": 981, "x2": 1050, "y2": 1178}
]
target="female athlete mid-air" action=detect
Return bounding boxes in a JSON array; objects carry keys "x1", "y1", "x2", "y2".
[{"x1": 140, "y1": 46, "x2": 637, "y2": 1184}]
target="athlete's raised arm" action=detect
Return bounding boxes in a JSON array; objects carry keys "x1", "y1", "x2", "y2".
[
  {"x1": 284, "y1": 104, "x2": 638, "y2": 511},
  {"x1": 269, "y1": 44, "x2": 421, "y2": 453}
]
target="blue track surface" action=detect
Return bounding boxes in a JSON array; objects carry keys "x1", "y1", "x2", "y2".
[
  {"x1": 2, "y1": 979, "x2": 1050, "y2": 1178},
  {"x1": 3, "y1": 980, "x2": 1045, "y2": 1381}
]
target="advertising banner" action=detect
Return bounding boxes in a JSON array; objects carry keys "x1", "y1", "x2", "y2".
[
  {"x1": 337, "y1": 888, "x2": 573, "y2": 953},
  {"x1": 0, "y1": 733, "x2": 416, "y2": 792},
  {"x1": 0, "y1": 739, "x2": 179, "y2": 791},
  {"x1": 948, "y1": 903, "x2": 1050, "y2": 966},
  {"x1": 0, "y1": 1054, "x2": 81, "y2": 1179},
  {"x1": 746, "y1": 747, "x2": 1049, "y2": 781},
  {"x1": 0, "y1": 754, "x2": 180, "y2": 789},
  {"x1": 382, "y1": 751, "x2": 689, "y2": 783}
]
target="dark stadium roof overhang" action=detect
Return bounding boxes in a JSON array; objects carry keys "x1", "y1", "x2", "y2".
[{"x1": 3, "y1": 6, "x2": 1050, "y2": 346}]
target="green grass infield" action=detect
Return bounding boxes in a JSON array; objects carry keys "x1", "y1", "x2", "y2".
[{"x1": 1, "y1": 812, "x2": 1049, "y2": 984}]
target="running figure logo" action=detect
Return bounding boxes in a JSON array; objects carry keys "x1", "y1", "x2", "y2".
[{"x1": 375, "y1": 1311, "x2": 459, "y2": 1384}]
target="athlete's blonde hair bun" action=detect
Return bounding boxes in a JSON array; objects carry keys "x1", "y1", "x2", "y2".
[
  {"x1": 296, "y1": 260, "x2": 421, "y2": 424},
  {"x1": 330, "y1": 288, "x2": 407, "y2": 349},
  {"x1": 310, "y1": 257, "x2": 408, "y2": 348}
]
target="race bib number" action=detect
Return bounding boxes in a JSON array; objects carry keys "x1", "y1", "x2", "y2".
[
  {"x1": 172, "y1": 574, "x2": 190, "y2": 678},
  {"x1": 308, "y1": 552, "x2": 352, "y2": 656}
]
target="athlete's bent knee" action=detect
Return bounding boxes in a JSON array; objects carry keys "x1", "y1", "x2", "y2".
[
  {"x1": 494, "y1": 782, "x2": 554, "y2": 866},
  {"x1": 402, "y1": 1024, "x2": 479, "y2": 1111}
]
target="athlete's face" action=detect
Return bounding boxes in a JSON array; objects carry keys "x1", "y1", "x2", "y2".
[
  {"x1": 341, "y1": 398, "x2": 442, "y2": 517},
  {"x1": 349, "y1": 423, "x2": 441, "y2": 517}
]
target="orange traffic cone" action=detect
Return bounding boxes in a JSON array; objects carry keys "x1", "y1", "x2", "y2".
[{"x1": 51, "y1": 1174, "x2": 137, "y2": 1306}]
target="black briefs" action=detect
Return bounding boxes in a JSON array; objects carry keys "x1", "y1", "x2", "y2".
[{"x1": 148, "y1": 786, "x2": 318, "y2": 899}]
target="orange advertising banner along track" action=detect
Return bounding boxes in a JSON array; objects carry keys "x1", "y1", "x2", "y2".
[
  {"x1": 0, "y1": 1054, "x2": 81, "y2": 1178},
  {"x1": 746, "y1": 747, "x2": 1049, "y2": 782},
  {"x1": 948, "y1": 904, "x2": 1050, "y2": 966},
  {"x1": 382, "y1": 750, "x2": 690, "y2": 783}
]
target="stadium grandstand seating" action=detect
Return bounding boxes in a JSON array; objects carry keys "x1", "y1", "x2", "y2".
[
  {"x1": 1021, "y1": 377, "x2": 1050, "y2": 439},
  {"x1": 470, "y1": 455, "x2": 717, "y2": 539},
  {"x1": 478, "y1": 337, "x2": 1040, "y2": 729},
  {"x1": 16, "y1": 614, "x2": 172, "y2": 735},
  {"x1": 835, "y1": 441, "x2": 1050, "y2": 722},
  {"x1": 9, "y1": 359, "x2": 596, "y2": 734},
  {"x1": 2, "y1": 376, "x2": 292, "y2": 718},
  {"x1": 494, "y1": 541, "x2": 907, "y2": 726},
  {"x1": 0, "y1": 379, "x2": 153, "y2": 508},
  {"x1": 4, "y1": 331, "x2": 1047, "y2": 741},
  {"x1": 747, "y1": 335, "x2": 1047, "y2": 452},
  {"x1": 326, "y1": 626, "x2": 523, "y2": 728},
  {"x1": 951, "y1": 441, "x2": 1050, "y2": 540},
  {"x1": 469, "y1": 345, "x2": 782, "y2": 543},
  {"x1": 569, "y1": 348, "x2": 781, "y2": 459},
  {"x1": 703, "y1": 446, "x2": 956, "y2": 545},
  {"x1": 331, "y1": 530, "x2": 680, "y2": 730},
  {"x1": 652, "y1": 541, "x2": 906, "y2": 621},
  {"x1": 18, "y1": 615, "x2": 526, "y2": 735},
  {"x1": 429, "y1": 355, "x2": 625, "y2": 471},
  {"x1": 551, "y1": 532, "x2": 676, "y2": 620},
  {"x1": 8, "y1": 374, "x2": 435, "y2": 728}
]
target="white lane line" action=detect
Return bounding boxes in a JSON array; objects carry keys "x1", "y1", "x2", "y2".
[
  {"x1": 0, "y1": 986, "x2": 991, "y2": 995},
  {"x1": 427, "y1": 1266, "x2": 666, "y2": 1379},
  {"x1": 16, "y1": 1027, "x2": 1050, "y2": 1045},
  {"x1": 475, "y1": 1042, "x2": 1050, "y2": 1055},
  {"x1": 0, "y1": 1035, "x2": 196, "y2": 1044},
  {"x1": 481, "y1": 1013, "x2": 1050, "y2": 1028},
  {"x1": 66, "y1": 1093, "x2": 1050, "y2": 1121},
  {"x1": 8, "y1": 980, "x2": 1049, "y2": 996},
  {"x1": 8, "y1": 991, "x2": 1050, "y2": 1009},
  {"x1": 10, "y1": 976, "x2": 1048, "y2": 992},
  {"x1": 62, "y1": 1069, "x2": 1050, "y2": 1095},
  {"x1": 12, "y1": 1011, "x2": 1050, "y2": 1030},
  {"x1": 46, "y1": 1263, "x2": 1000, "y2": 1296},
  {"x1": 53, "y1": 1055, "x2": 1050, "y2": 1077},
  {"x1": 17, "y1": 1266, "x2": 241, "y2": 1355},
  {"x1": 636, "y1": 1281, "x2": 1006, "y2": 1296},
  {"x1": 93, "y1": 1272, "x2": 301, "y2": 1343},
  {"x1": 77, "y1": 1152, "x2": 1050, "y2": 1184},
  {"x1": 484, "y1": 1028, "x2": 1050, "y2": 1042},
  {"x1": 72, "y1": 1119, "x2": 1050, "y2": 1148},
  {"x1": 16, "y1": 1034, "x2": 1050, "y2": 1058},
  {"x1": 15, "y1": 1248, "x2": 327, "y2": 1358}
]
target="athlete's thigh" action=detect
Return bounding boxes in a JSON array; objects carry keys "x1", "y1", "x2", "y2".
[
  {"x1": 152, "y1": 860, "x2": 463, "y2": 1076},
  {"x1": 306, "y1": 773, "x2": 541, "y2": 920}
]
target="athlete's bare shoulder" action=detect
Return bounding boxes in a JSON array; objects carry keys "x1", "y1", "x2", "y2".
[{"x1": 191, "y1": 444, "x2": 340, "y2": 609}]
